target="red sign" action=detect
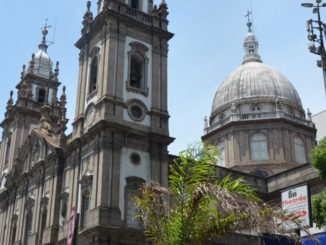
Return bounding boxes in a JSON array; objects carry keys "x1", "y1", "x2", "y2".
[{"x1": 67, "y1": 207, "x2": 76, "y2": 245}]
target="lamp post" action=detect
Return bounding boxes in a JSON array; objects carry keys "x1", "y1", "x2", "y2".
[{"x1": 302, "y1": 0, "x2": 326, "y2": 96}]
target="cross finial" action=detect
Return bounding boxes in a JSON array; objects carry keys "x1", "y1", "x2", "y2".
[
  {"x1": 39, "y1": 19, "x2": 52, "y2": 52},
  {"x1": 245, "y1": 10, "x2": 253, "y2": 33},
  {"x1": 41, "y1": 19, "x2": 52, "y2": 41},
  {"x1": 245, "y1": 10, "x2": 252, "y2": 22}
]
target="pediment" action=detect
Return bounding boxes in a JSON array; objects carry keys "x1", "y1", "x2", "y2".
[{"x1": 15, "y1": 130, "x2": 60, "y2": 174}]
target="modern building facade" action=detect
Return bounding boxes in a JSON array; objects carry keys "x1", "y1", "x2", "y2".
[{"x1": 312, "y1": 109, "x2": 326, "y2": 141}]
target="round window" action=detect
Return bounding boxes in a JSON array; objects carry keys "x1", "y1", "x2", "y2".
[
  {"x1": 130, "y1": 152, "x2": 141, "y2": 165},
  {"x1": 130, "y1": 105, "x2": 143, "y2": 119}
]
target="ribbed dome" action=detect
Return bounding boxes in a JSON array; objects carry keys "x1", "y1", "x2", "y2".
[
  {"x1": 32, "y1": 49, "x2": 52, "y2": 79},
  {"x1": 212, "y1": 62, "x2": 302, "y2": 114}
]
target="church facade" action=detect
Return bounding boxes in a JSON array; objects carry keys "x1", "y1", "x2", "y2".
[
  {"x1": 0, "y1": 0, "x2": 173, "y2": 244},
  {"x1": 0, "y1": 1, "x2": 323, "y2": 245}
]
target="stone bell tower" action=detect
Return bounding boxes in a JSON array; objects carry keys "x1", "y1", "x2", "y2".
[
  {"x1": 64, "y1": 0, "x2": 174, "y2": 243},
  {"x1": 0, "y1": 25, "x2": 63, "y2": 186}
]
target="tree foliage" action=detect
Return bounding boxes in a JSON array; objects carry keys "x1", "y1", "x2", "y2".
[
  {"x1": 311, "y1": 137, "x2": 326, "y2": 229},
  {"x1": 135, "y1": 144, "x2": 309, "y2": 245},
  {"x1": 312, "y1": 137, "x2": 326, "y2": 179},
  {"x1": 312, "y1": 189, "x2": 326, "y2": 229}
]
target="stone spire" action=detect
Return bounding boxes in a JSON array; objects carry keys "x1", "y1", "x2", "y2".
[
  {"x1": 6, "y1": 91, "x2": 14, "y2": 112},
  {"x1": 54, "y1": 61, "x2": 60, "y2": 81},
  {"x1": 56, "y1": 86, "x2": 68, "y2": 145},
  {"x1": 82, "y1": 1, "x2": 94, "y2": 34},
  {"x1": 20, "y1": 64, "x2": 26, "y2": 80},
  {"x1": 242, "y1": 10, "x2": 262, "y2": 64},
  {"x1": 29, "y1": 54, "x2": 35, "y2": 74}
]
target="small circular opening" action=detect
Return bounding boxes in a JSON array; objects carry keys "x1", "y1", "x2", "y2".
[
  {"x1": 130, "y1": 105, "x2": 143, "y2": 119},
  {"x1": 130, "y1": 152, "x2": 141, "y2": 165}
]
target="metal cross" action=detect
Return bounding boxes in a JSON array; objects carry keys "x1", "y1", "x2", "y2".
[
  {"x1": 245, "y1": 10, "x2": 252, "y2": 22},
  {"x1": 41, "y1": 18, "x2": 52, "y2": 33}
]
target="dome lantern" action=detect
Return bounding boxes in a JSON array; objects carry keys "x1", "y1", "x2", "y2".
[{"x1": 243, "y1": 11, "x2": 262, "y2": 64}]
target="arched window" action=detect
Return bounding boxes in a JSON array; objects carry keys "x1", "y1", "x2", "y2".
[
  {"x1": 252, "y1": 104, "x2": 261, "y2": 112},
  {"x1": 129, "y1": 52, "x2": 144, "y2": 89},
  {"x1": 4, "y1": 136, "x2": 11, "y2": 167},
  {"x1": 89, "y1": 57, "x2": 98, "y2": 94},
  {"x1": 10, "y1": 215, "x2": 18, "y2": 245},
  {"x1": 248, "y1": 45, "x2": 255, "y2": 54},
  {"x1": 217, "y1": 144, "x2": 225, "y2": 167},
  {"x1": 294, "y1": 136, "x2": 306, "y2": 164},
  {"x1": 39, "y1": 197, "x2": 48, "y2": 244},
  {"x1": 288, "y1": 107, "x2": 295, "y2": 116},
  {"x1": 80, "y1": 191, "x2": 90, "y2": 230},
  {"x1": 37, "y1": 88, "x2": 46, "y2": 103},
  {"x1": 250, "y1": 133, "x2": 268, "y2": 161},
  {"x1": 60, "y1": 192, "x2": 69, "y2": 226},
  {"x1": 11, "y1": 225, "x2": 16, "y2": 245},
  {"x1": 24, "y1": 211, "x2": 33, "y2": 245},
  {"x1": 219, "y1": 113, "x2": 225, "y2": 122},
  {"x1": 125, "y1": 177, "x2": 144, "y2": 228},
  {"x1": 131, "y1": 0, "x2": 139, "y2": 9}
]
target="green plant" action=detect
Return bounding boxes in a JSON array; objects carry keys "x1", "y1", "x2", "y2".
[{"x1": 136, "y1": 144, "x2": 309, "y2": 245}]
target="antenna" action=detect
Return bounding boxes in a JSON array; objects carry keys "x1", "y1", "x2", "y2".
[
  {"x1": 51, "y1": 15, "x2": 58, "y2": 46},
  {"x1": 250, "y1": 5, "x2": 255, "y2": 33}
]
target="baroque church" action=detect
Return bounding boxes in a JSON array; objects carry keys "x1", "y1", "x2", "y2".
[{"x1": 0, "y1": 0, "x2": 323, "y2": 245}]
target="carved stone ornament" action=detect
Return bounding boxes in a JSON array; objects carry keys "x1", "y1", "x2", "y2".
[
  {"x1": 25, "y1": 197, "x2": 35, "y2": 211},
  {"x1": 41, "y1": 196, "x2": 49, "y2": 213},
  {"x1": 0, "y1": 173, "x2": 8, "y2": 189},
  {"x1": 84, "y1": 105, "x2": 96, "y2": 129}
]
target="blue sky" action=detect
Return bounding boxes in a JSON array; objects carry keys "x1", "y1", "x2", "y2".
[{"x1": 0, "y1": 0, "x2": 325, "y2": 155}]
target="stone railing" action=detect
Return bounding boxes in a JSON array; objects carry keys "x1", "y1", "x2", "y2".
[{"x1": 205, "y1": 111, "x2": 314, "y2": 134}]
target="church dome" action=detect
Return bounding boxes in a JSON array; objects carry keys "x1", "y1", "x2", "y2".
[
  {"x1": 207, "y1": 18, "x2": 308, "y2": 131},
  {"x1": 211, "y1": 61, "x2": 303, "y2": 114}
]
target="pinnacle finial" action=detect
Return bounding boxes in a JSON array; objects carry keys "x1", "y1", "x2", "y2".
[
  {"x1": 6, "y1": 91, "x2": 14, "y2": 111},
  {"x1": 54, "y1": 61, "x2": 60, "y2": 80},
  {"x1": 307, "y1": 108, "x2": 312, "y2": 121},
  {"x1": 21, "y1": 64, "x2": 26, "y2": 79},
  {"x1": 29, "y1": 54, "x2": 35, "y2": 74},
  {"x1": 82, "y1": 1, "x2": 94, "y2": 34},
  {"x1": 87, "y1": 0, "x2": 91, "y2": 11},
  {"x1": 245, "y1": 10, "x2": 253, "y2": 33}
]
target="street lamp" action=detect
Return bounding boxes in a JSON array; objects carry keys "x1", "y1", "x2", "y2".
[{"x1": 302, "y1": 0, "x2": 326, "y2": 96}]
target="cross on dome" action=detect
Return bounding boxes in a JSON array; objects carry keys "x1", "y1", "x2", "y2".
[{"x1": 245, "y1": 10, "x2": 253, "y2": 33}]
